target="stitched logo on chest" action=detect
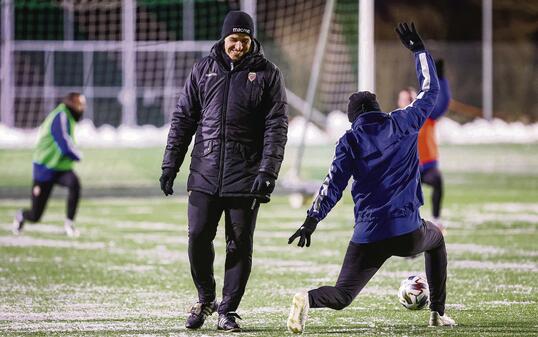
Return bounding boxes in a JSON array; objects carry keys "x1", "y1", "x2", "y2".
[{"x1": 248, "y1": 72, "x2": 256, "y2": 82}]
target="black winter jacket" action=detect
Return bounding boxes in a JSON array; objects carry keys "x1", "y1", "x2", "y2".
[{"x1": 162, "y1": 39, "x2": 288, "y2": 200}]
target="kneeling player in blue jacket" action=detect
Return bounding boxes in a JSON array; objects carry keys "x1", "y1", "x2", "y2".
[{"x1": 286, "y1": 23, "x2": 456, "y2": 333}]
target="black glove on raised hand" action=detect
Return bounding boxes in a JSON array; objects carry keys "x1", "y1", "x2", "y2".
[
  {"x1": 395, "y1": 22, "x2": 425, "y2": 52},
  {"x1": 288, "y1": 216, "x2": 319, "y2": 248},
  {"x1": 159, "y1": 168, "x2": 177, "y2": 196},
  {"x1": 250, "y1": 172, "x2": 276, "y2": 195}
]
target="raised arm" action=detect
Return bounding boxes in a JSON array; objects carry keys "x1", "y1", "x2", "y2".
[{"x1": 392, "y1": 23, "x2": 440, "y2": 132}]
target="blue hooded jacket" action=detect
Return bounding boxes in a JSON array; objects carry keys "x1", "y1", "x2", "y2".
[{"x1": 307, "y1": 50, "x2": 439, "y2": 243}]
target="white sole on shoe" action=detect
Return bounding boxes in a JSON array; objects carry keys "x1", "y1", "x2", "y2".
[
  {"x1": 429, "y1": 311, "x2": 456, "y2": 327},
  {"x1": 64, "y1": 226, "x2": 80, "y2": 238},
  {"x1": 12, "y1": 211, "x2": 23, "y2": 235},
  {"x1": 287, "y1": 292, "x2": 309, "y2": 334},
  {"x1": 12, "y1": 221, "x2": 21, "y2": 235},
  {"x1": 217, "y1": 327, "x2": 241, "y2": 333}
]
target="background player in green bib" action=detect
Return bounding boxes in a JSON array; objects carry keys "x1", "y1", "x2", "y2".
[{"x1": 13, "y1": 93, "x2": 86, "y2": 237}]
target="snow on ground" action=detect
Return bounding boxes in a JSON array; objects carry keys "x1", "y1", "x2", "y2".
[
  {"x1": 2, "y1": 114, "x2": 538, "y2": 148},
  {"x1": 0, "y1": 236, "x2": 106, "y2": 250},
  {"x1": 482, "y1": 300, "x2": 535, "y2": 306},
  {"x1": 451, "y1": 260, "x2": 538, "y2": 272},
  {"x1": 323, "y1": 113, "x2": 538, "y2": 144}
]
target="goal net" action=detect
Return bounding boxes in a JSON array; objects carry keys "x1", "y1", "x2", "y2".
[{"x1": 1, "y1": 0, "x2": 359, "y2": 129}]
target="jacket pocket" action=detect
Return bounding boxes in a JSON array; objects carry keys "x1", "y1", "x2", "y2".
[
  {"x1": 235, "y1": 142, "x2": 260, "y2": 163},
  {"x1": 192, "y1": 140, "x2": 214, "y2": 158},
  {"x1": 249, "y1": 81, "x2": 263, "y2": 107}
]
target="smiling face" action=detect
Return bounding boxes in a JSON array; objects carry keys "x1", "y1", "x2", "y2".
[{"x1": 224, "y1": 33, "x2": 252, "y2": 61}]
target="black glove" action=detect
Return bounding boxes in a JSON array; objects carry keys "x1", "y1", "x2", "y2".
[
  {"x1": 250, "y1": 172, "x2": 276, "y2": 195},
  {"x1": 288, "y1": 216, "x2": 319, "y2": 248},
  {"x1": 435, "y1": 59, "x2": 444, "y2": 78},
  {"x1": 159, "y1": 168, "x2": 177, "y2": 196},
  {"x1": 395, "y1": 22, "x2": 425, "y2": 52}
]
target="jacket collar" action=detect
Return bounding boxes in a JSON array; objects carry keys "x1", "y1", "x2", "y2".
[{"x1": 352, "y1": 111, "x2": 388, "y2": 128}]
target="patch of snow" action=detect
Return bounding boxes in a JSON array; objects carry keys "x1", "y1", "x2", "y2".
[
  {"x1": 451, "y1": 260, "x2": 538, "y2": 272},
  {"x1": 0, "y1": 236, "x2": 106, "y2": 250},
  {"x1": 3, "y1": 115, "x2": 536, "y2": 149},
  {"x1": 482, "y1": 300, "x2": 535, "y2": 306},
  {"x1": 286, "y1": 116, "x2": 331, "y2": 145}
]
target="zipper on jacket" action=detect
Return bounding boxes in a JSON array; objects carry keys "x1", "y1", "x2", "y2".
[{"x1": 216, "y1": 63, "x2": 233, "y2": 195}]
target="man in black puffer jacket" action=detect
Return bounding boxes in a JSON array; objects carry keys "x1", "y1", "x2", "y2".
[{"x1": 160, "y1": 10, "x2": 288, "y2": 332}]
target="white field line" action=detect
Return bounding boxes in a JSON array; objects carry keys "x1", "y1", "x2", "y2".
[
  {"x1": 451, "y1": 260, "x2": 538, "y2": 272},
  {"x1": 482, "y1": 300, "x2": 535, "y2": 306},
  {"x1": 447, "y1": 243, "x2": 505, "y2": 254},
  {"x1": 0, "y1": 236, "x2": 106, "y2": 250},
  {"x1": 447, "y1": 243, "x2": 538, "y2": 257},
  {"x1": 494, "y1": 284, "x2": 534, "y2": 295},
  {"x1": 113, "y1": 221, "x2": 183, "y2": 231},
  {"x1": 481, "y1": 203, "x2": 538, "y2": 214}
]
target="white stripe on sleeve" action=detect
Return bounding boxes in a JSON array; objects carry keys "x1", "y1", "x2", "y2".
[
  {"x1": 60, "y1": 112, "x2": 82, "y2": 159},
  {"x1": 418, "y1": 52, "x2": 431, "y2": 91}
]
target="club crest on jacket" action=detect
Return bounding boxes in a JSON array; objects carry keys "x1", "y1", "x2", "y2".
[{"x1": 248, "y1": 72, "x2": 256, "y2": 82}]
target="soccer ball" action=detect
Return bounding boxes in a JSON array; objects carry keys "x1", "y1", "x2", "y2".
[{"x1": 398, "y1": 275, "x2": 429, "y2": 310}]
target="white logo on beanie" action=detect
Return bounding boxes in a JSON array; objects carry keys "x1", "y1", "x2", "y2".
[{"x1": 232, "y1": 27, "x2": 251, "y2": 34}]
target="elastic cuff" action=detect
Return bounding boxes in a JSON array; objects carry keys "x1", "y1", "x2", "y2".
[
  {"x1": 304, "y1": 216, "x2": 319, "y2": 227},
  {"x1": 430, "y1": 304, "x2": 444, "y2": 316},
  {"x1": 199, "y1": 294, "x2": 216, "y2": 304},
  {"x1": 258, "y1": 170, "x2": 277, "y2": 179},
  {"x1": 307, "y1": 291, "x2": 314, "y2": 308},
  {"x1": 162, "y1": 166, "x2": 178, "y2": 174}
]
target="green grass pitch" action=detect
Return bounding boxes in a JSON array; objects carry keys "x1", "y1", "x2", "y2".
[{"x1": 0, "y1": 144, "x2": 537, "y2": 336}]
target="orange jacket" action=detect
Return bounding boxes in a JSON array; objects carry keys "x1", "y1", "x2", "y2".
[
  {"x1": 418, "y1": 118, "x2": 437, "y2": 166},
  {"x1": 418, "y1": 78, "x2": 451, "y2": 168}
]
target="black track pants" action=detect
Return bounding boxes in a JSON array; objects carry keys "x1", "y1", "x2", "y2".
[
  {"x1": 187, "y1": 190, "x2": 259, "y2": 314},
  {"x1": 308, "y1": 220, "x2": 447, "y2": 315},
  {"x1": 421, "y1": 167, "x2": 443, "y2": 219},
  {"x1": 22, "y1": 170, "x2": 81, "y2": 222}
]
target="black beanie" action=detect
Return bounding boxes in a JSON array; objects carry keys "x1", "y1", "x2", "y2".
[
  {"x1": 221, "y1": 11, "x2": 254, "y2": 39},
  {"x1": 347, "y1": 91, "x2": 381, "y2": 123}
]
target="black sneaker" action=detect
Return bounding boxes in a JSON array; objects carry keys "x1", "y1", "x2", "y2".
[
  {"x1": 217, "y1": 312, "x2": 242, "y2": 332},
  {"x1": 12, "y1": 210, "x2": 24, "y2": 235},
  {"x1": 185, "y1": 300, "x2": 217, "y2": 329}
]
